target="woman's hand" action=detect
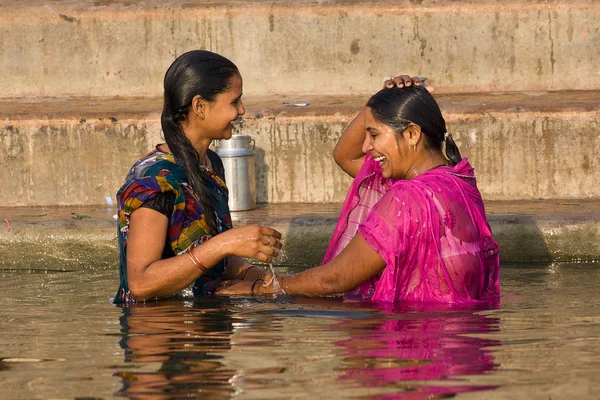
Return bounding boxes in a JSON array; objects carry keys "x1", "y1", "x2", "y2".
[
  {"x1": 383, "y1": 75, "x2": 422, "y2": 89},
  {"x1": 215, "y1": 280, "x2": 254, "y2": 295},
  {"x1": 384, "y1": 75, "x2": 434, "y2": 92},
  {"x1": 218, "y1": 225, "x2": 283, "y2": 263},
  {"x1": 217, "y1": 272, "x2": 276, "y2": 295}
]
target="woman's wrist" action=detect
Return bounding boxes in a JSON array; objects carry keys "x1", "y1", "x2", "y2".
[
  {"x1": 210, "y1": 233, "x2": 233, "y2": 258},
  {"x1": 188, "y1": 245, "x2": 209, "y2": 273},
  {"x1": 240, "y1": 265, "x2": 257, "y2": 280},
  {"x1": 257, "y1": 280, "x2": 273, "y2": 295},
  {"x1": 251, "y1": 278, "x2": 265, "y2": 295}
]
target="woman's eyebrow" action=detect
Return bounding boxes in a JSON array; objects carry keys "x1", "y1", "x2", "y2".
[{"x1": 366, "y1": 126, "x2": 378, "y2": 133}]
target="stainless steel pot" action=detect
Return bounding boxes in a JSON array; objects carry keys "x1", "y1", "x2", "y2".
[{"x1": 215, "y1": 135, "x2": 257, "y2": 212}]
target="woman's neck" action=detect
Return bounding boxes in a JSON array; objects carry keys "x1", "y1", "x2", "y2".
[
  {"x1": 405, "y1": 151, "x2": 449, "y2": 180},
  {"x1": 189, "y1": 137, "x2": 212, "y2": 163},
  {"x1": 158, "y1": 139, "x2": 211, "y2": 165},
  {"x1": 180, "y1": 119, "x2": 212, "y2": 163}
]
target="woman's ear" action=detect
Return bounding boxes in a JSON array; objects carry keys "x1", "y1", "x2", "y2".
[
  {"x1": 191, "y1": 94, "x2": 207, "y2": 119},
  {"x1": 404, "y1": 123, "x2": 422, "y2": 149}
]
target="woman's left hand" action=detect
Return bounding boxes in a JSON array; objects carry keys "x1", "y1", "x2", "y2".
[{"x1": 215, "y1": 280, "x2": 253, "y2": 295}]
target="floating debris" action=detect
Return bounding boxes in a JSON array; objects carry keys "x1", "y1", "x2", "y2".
[
  {"x1": 71, "y1": 213, "x2": 91, "y2": 220},
  {"x1": 283, "y1": 102, "x2": 310, "y2": 107},
  {"x1": 1, "y1": 357, "x2": 66, "y2": 363}
]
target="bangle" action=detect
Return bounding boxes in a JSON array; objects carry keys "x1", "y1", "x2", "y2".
[
  {"x1": 241, "y1": 265, "x2": 256, "y2": 280},
  {"x1": 188, "y1": 247, "x2": 208, "y2": 272},
  {"x1": 251, "y1": 279, "x2": 265, "y2": 296}
]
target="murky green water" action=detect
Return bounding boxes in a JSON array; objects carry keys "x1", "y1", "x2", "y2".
[{"x1": 1, "y1": 263, "x2": 599, "y2": 399}]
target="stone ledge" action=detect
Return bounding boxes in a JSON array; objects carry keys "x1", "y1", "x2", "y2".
[
  {"x1": 2, "y1": 91, "x2": 599, "y2": 206},
  {"x1": 1, "y1": 201, "x2": 599, "y2": 271},
  {"x1": 2, "y1": 91, "x2": 599, "y2": 121}
]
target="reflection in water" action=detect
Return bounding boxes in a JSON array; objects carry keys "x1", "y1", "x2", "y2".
[
  {"x1": 114, "y1": 298, "x2": 502, "y2": 399},
  {"x1": 334, "y1": 302, "x2": 502, "y2": 398},
  {"x1": 115, "y1": 298, "x2": 237, "y2": 399},
  {"x1": 3, "y1": 264, "x2": 600, "y2": 398}
]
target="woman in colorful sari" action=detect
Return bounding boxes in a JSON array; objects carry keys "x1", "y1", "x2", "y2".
[
  {"x1": 115, "y1": 50, "x2": 282, "y2": 305},
  {"x1": 218, "y1": 78, "x2": 500, "y2": 304}
]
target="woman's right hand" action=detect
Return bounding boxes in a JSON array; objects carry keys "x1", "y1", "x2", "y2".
[
  {"x1": 218, "y1": 225, "x2": 283, "y2": 263},
  {"x1": 384, "y1": 75, "x2": 434, "y2": 92},
  {"x1": 383, "y1": 75, "x2": 422, "y2": 89}
]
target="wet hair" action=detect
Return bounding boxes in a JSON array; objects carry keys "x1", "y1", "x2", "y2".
[
  {"x1": 366, "y1": 85, "x2": 462, "y2": 166},
  {"x1": 161, "y1": 50, "x2": 239, "y2": 234}
]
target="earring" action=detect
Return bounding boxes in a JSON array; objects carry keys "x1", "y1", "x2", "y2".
[{"x1": 411, "y1": 142, "x2": 417, "y2": 150}]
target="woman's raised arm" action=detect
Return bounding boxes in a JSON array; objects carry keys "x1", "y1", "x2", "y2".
[
  {"x1": 332, "y1": 108, "x2": 368, "y2": 178},
  {"x1": 333, "y1": 75, "x2": 423, "y2": 178}
]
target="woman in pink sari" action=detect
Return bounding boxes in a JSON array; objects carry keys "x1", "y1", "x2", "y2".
[{"x1": 219, "y1": 77, "x2": 500, "y2": 304}]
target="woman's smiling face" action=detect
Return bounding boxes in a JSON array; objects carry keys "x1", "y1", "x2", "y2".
[
  {"x1": 362, "y1": 107, "x2": 415, "y2": 179},
  {"x1": 203, "y1": 73, "x2": 245, "y2": 140}
]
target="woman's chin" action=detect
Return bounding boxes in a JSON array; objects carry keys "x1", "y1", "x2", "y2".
[
  {"x1": 223, "y1": 129, "x2": 233, "y2": 140},
  {"x1": 382, "y1": 169, "x2": 400, "y2": 180}
]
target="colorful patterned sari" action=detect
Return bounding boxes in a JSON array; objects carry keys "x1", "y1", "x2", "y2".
[
  {"x1": 323, "y1": 155, "x2": 500, "y2": 304},
  {"x1": 114, "y1": 147, "x2": 232, "y2": 305}
]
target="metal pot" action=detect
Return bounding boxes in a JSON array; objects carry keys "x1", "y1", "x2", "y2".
[{"x1": 215, "y1": 135, "x2": 257, "y2": 212}]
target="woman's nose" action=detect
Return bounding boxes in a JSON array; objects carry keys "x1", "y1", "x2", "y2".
[
  {"x1": 362, "y1": 135, "x2": 373, "y2": 154},
  {"x1": 238, "y1": 100, "x2": 246, "y2": 116}
]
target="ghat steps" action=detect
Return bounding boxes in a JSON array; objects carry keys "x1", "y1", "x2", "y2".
[
  {"x1": 0, "y1": 0, "x2": 597, "y2": 97},
  {"x1": 1, "y1": 0, "x2": 599, "y2": 263},
  {"x1": 1, "y1": 201, "x2": 600, "y2": 268},
  {"x1": 1, "y1": 0, "x2": 597, "y2": 206},
  {"x1": 1, "y1": 91, "x2": 599, "y2": 206}
]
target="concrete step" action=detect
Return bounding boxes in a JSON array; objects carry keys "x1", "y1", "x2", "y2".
[
  {"x1": 1, "y1": 200, "x2": 599, "y2": 271},
  {"x1": 0, "y1": 0, "x2": 598, "y2": 98},
  {"x1": 1, "y1": 91, "x2": 599, "y2": 206}
]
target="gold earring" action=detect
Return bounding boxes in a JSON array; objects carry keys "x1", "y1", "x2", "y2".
[{"x1": 411, "y1": 142, "x2": 417, "y2": 150}]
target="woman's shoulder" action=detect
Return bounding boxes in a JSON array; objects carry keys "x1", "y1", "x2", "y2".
[
  {"x1": 127, "y1": 149, "x2": 180, "y2": 180},
  {"x1": 118, "y1": 149, "x2": 185, "y2": 197}
]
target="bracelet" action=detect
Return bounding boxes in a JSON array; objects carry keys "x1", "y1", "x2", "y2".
[
  {"x1": 251, "y1": 279, "x2": 265, "y2": 296},
  {"x1": 241, "y1": 265, "x2": 256, "y2": 280},
  {"x1": 188, "y1": 247, "x2": 208, "y2": 272}
]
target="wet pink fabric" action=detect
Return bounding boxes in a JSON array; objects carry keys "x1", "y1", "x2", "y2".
[{"x1": 322, "y1": 154, "x2": 500, "y2": 304}]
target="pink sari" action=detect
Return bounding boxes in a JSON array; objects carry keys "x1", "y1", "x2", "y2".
[{"x1": 322, "y1": 155, "x2": 500, "y2": 304}]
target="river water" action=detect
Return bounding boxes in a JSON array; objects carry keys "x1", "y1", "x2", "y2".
[{"x1": 1, "y1": 262, "x2": 599, "y2": 399}]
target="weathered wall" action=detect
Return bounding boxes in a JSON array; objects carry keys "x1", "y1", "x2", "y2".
[
  {"x1": 0, "y1": 0, "x2": 598, "y2": 97},
  {"x1": 0, "y1": 120, "x2": 159, "y2": 205},
  {"x1": 2, "y1": 106, "x2": 599, "y2": 206}
]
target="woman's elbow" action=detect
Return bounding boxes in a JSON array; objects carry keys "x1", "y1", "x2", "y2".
[
  {"x1": 332, "y1": 146, "x2": 344, "y2": 167},
  {"x1": 128, "y1": 280, "x2": 154, "y2": 301},
  {"x1": 128, "y1": 287, "x2": 147, "y2": 301}
]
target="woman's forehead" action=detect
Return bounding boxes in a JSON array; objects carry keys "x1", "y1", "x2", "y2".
[{"x1": 364, "y1": 109, "x2": 393, "y2": 133}]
